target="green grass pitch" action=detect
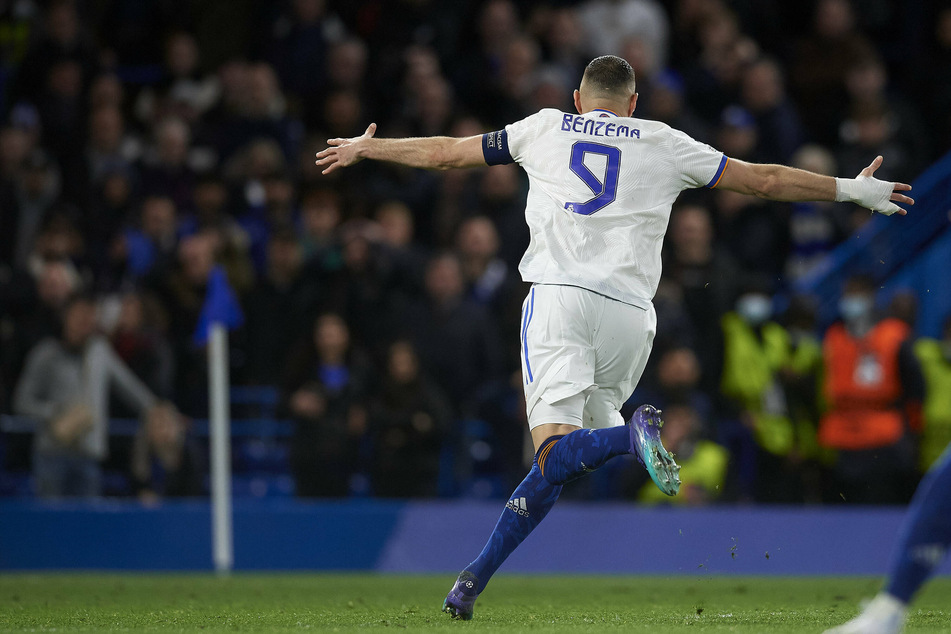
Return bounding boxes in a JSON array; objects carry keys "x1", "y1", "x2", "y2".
[{"x1": 1, "y1": 574, "x2": 949, "y2": 632}]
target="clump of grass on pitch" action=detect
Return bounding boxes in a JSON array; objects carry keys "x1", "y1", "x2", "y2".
[{"x1": 1, "y1": 574, "x2": 949, "y2": 632}]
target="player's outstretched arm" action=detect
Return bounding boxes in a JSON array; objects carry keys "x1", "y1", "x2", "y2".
[
  {"x1": 315, "y1": 123, "x2": 486, "y2": 174},
  {"x1": 716, "y1": 155, "x2": 914, "y2": 216}
]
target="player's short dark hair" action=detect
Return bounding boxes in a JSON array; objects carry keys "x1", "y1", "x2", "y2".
[{"x1": 582, "y1": 55, "x2": 636, "y2": 97}]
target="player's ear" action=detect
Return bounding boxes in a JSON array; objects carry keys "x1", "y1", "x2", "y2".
[
  {"x1": 573, "y1": 89, "x2": 583, "y2": 114},
  {"x1": 629, "y1": 93, "x2": 638, "y2": 116}
]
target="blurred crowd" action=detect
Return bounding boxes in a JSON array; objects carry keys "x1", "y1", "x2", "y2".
[{"x1": 1, "y1": 0, "x2": 950, "y2": 503}]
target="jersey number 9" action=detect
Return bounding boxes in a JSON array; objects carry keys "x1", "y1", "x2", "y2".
[{"x1": 565, "y1": 142, "x2": 621, "y2": 216}]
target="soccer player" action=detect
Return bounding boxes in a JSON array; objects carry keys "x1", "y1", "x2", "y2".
[
  {"x1": 824, "y1": 445, "x2": 951, "y2": 634},
  {"x1": 316, "y1": 55, "x2": 913, "y2": 620}
]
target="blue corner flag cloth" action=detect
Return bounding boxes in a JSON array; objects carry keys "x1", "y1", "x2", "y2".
[{"x1": 192, "y1": 265, "x2": 244, "y2": 346}]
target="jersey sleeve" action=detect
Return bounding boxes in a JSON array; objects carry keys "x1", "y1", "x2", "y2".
[
  {"x1": 665, "y1": 127, "x2": 730, "y2": 189},
  {"x1": 482, "y1": 112, "x2": 542, "y2": 165}
]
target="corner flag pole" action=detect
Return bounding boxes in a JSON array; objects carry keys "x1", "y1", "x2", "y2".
[
  {"x1": 209, "y1": 322, "x2": 233, "y2": 573},
  {"x1": 195, "y1": 265, "x2": 242, "y2": 574}
]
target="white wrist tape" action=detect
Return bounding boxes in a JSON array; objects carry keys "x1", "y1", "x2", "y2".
[{"x1": 835, "y1": 176, "x2": 900, "y2": 216}]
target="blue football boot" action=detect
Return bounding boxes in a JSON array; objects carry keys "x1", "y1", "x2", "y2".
[{"x1": 442, "y1": 571, "x2": 479, "y2": 620}]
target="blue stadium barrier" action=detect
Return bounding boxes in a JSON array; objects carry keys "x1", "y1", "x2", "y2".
[{"x1": 2, "y1": 499, "x2": 950, "y2": 576}]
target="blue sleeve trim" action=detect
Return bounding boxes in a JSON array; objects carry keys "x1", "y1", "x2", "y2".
[
  {"x1": 482, "y1": 129, "x2": 514, "y2": 165},
  {"x1": 705, "y1": 155, "x2": 730, "y2": 188}
]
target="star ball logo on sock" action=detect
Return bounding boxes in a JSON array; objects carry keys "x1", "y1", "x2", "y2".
[
  {"x1": 506, "y1": 496, "x2": 530, "y2": 517},
  {"x1": 910, "y1": 544, "x2": 947, "y2": 568}
]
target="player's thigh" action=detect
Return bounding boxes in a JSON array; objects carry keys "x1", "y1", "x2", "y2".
[
  {"x1": 522, "y1": 285, "x2": 597, "y2": 430},
  {"x1": 583, "y1": 302, "x2": 657, "y2": 429}
]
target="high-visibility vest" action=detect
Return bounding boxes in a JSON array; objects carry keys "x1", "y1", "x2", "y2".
[
  {"x1": 819, "y1": 318, "x2": 909, "y2": 450},
  {"x1": 720, "y1": 313, "x2": 793, "y2": 455},
  {"x1": 637, "y1": 440, "x2": 729, "y2": 505},
  {"x1": 914, "y1": 338, "x2": 951, "y2": 470},
  {"x1": 785, "y1": 335, "x2": 825, "y2": 461}
]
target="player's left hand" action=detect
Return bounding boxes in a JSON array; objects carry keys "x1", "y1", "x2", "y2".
[
  {"x1": 858, "y1": 155, "x2": 914, "y2": 216},
  {"x1": 315, "y1": 123, "x2": 377, "y2": 174}
]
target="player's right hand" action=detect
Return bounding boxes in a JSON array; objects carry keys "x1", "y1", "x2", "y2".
[{"x1": 315, "y1": 123, "x2": 377, "y2": 174}]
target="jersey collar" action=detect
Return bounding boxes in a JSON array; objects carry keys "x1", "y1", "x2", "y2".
[{"x1": 591, "y1": 108, "x2": 619, "y2": 118}]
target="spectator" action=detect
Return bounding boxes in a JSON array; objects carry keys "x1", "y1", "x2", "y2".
[
  {"x1": 263, "y1": 0, "x2": 344, "y2": 112},
  {"x1": 913, "y1": 315, "x2": 951, "y2": 472},
  {"x1": 35, "y1": 59, "x2": 86, "y2": 181},
  {"x1": 789, "y1": 0, "x2": 874, "y2": 143},
  {"x1": 779, "y1": 295, "x2": 826, "y2": 503},
  {"x1": 1, "y1": 259, "x2": 80, "y2": 406},
  {"x1": 140, "y1": 117, "x2": 196, "y2": 211},
  {"x1": 369, "y1": 340, "x2": 450, "y2": 498},
  {"x1": 629, "y1": 402, "x2": 728, "y2": 505},
  {"x1": 785, "y1": 144, "x2": 850, "y2": 281},
  {"x1": 121, "y1": 196, "x2": 179, "y2": 281},
  {"x1": 134, "y1": 31, "x2": 220, "y2": 127},
  {"x1": 81, "y1": 105, "x2": 141, "y2": 199},
  {"x1": 541, "y1": 7, "x2": 587, "y2": 83},
  {"x1": 456, "y1": 216, "x2": 519, "y2": 314},
  {"x1": 841, "y1": 55, "x2": 928, "y2": 181},
  {"x1": 243, "y1": 229, "x2": 322, "y2": 385},
  {"x1": 819, "y1": 275, "x2": 924, "y2": 504},
  {"x1": 298, "y1": 187, "x2": 343, "y2": 274},
  {"x1": 149, "y1": 232, "x2": 218, "y2": 412},
  {"x1": 720, "y1": 280, "x2": 802, "y2": 502},
  {"x1": 6, "y1": 149, "x2": 60, "y2": 270},
  {"x1": 474, "y1": 163, "x2": 528, "y2": 269},
  {"x1": 836, "y1": 101, "x2": 916, "y2": 186},
  {"x1": 324, "y1": 221, "x2": 398, "y2": 351},
  {"x1": 456, "y1": 216, "x2": 525, "y2": 374},
  {"x1": 13, "y1": 0, "x2": 97, "y2": 105},
  {"x1": 640, "y1": 345, "x2": 713, "y2": 426},
  {"x1": 375, "y1": 200, "x2": 426, "y2": 297},
  {"x1": 715, "y1": 106, "x2": 762, "y2": 163},
  {"x1": 13, "y1": 294, "x2": 158, "y2": 497},
  {"x1": 86, "y1": 165, "x2": 136, "y2": 287},
  {"x1": 281, "y1": 313, "x2": 371, "y2": 498},
  {"x1": 739, "y1": 57, "x2": 804, "y2": 164},
  {"x1": 215, "y1": 63, "x2": 303, "y2": 162},
  {"x1": 401, "y1": 252, "x2": 502, "y2": 415},
  {"x1": 109, "y1": 291, "x2": 174, "y2": 399},
  {"x1": 455, "y1": 0, "x2": 522, "y2": 126},
  {"x1": 0, "y1": 121, "x2": 35, "y2": 185},
  {"x1": 87, "y1": 73, "x2": 125, "y2": 113},
  {"x1": 917, "y1": 5, "x2": 951, "y2": 155},
  {"x1": 663, "y1": 204, "x2": 738, "y2": 395},
  {"x1": 130, "y1": 401, "x2": 201, "y2": 501},
  {"x1": 578, "y1": 0, "x2": 668, "y2": 70},
  {"x1": 642, "y1": 69, "x2": 710, "y2": 143}
]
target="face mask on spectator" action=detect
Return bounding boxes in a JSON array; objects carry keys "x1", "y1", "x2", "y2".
[
  {"x1": 736, "y1": 293, "x2": 772, "y2": 326},
  {"x1": 839, "y1": 295, "x2": 873, "y2": 324}
]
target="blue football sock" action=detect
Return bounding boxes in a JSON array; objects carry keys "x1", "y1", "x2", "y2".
[
  {"x1": 885, "y1": 446, "x2": 951, "y2": 603},
  {"x1": 464, "y1": 456, "x2": 562, "y2": 594},
  {"x1": 537, "y1": 425, "x2": 631, "y2": 485}
]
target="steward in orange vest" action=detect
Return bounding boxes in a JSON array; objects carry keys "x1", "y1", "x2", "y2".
[
  {"x1": 821, "y1": 317, "x2": 921, "y2": 449},
  {"x1": 819, "y1": 277, "x2": 923, "y2": 503},
  {"x1": 819, "y1": 277, "x2": 924, "y2": 451}
]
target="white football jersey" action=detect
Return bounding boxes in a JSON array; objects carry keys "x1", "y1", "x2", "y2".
[{"x1": 482, "y1": 108, "x2": 728, "y2": 308}]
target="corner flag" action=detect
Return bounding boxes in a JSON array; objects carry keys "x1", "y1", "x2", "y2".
[{"x1": 193, "y1": 265, "x2": 244, "y2": 346}]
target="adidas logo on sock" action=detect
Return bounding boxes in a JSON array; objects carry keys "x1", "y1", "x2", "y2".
[{"x1": 505, "y1": 496, "x2": 530, "y2": 517}]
